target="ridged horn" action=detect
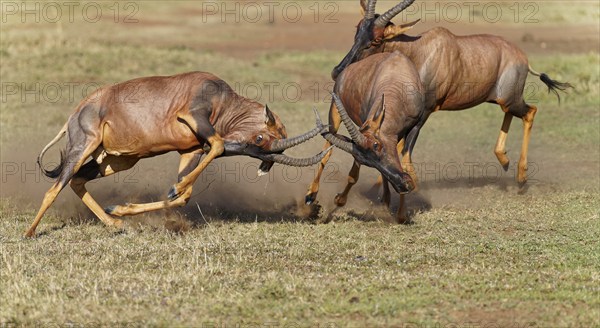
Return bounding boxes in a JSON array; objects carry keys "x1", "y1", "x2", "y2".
[
  {"x1": 362, "y1": 0, "x2": 378, "y2": 19},
  {"x1": 323, "y1": 133, "x2": 354, "y2": 154},
  {"x1": 331, "y1": 92, "x2": 367, "y2": 147},
  {"x1": 269, "y1": 108, "x2": 327, "y2": 152},
  {"x1": 374, "y1": 0, "x2": 416, "y2": 28},
  {"x1": 266, "y1": 146, "x2": 333, "y2": 167}
]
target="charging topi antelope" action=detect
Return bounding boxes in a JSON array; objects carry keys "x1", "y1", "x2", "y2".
[
  {"x1": 27, "y1": 71, "x2": 329, "y2": 237},
  {"x1": 332, "y1": 0, "x2": 573, "y2": 190},
  {"x1": 306, "y1": 52, "x2": 424, "y2": 223}
]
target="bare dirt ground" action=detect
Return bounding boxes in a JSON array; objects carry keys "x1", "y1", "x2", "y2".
[
  {"x1": 192, "y1": 13, "x2": 600, "y2": 57},
  {"x1": 116, "y1": 6, "x2": 600, "y2": 57}
]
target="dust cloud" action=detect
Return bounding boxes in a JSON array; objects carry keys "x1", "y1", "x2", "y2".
[{"x1": 3, "y1": 134, "x2": 598, "y2": 228}]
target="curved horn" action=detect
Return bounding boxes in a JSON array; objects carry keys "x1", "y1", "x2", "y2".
[
  {"x1": 269, "y1": 108, "x2": 327, "y2": 152},
  {"x1": 362, "y1": 0, "x2": 378, "y2": 19},
  {"x1": 265, "y1": 146, "x2": 333, "y2": 167},
  {"x1": 331, "y1": 92, "x2": 367, "y2": 147},
  {"x1": 374, "y1": 0, "x2": 416, "y2": 28},
  {"x1": 323, "y1": 133, "x2": 354, "y2": 154}
]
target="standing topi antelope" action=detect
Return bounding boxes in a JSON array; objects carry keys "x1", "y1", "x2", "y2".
[
  {"x1": 331, "y1": 0, "x2": 572, "y2": 197},
  {"x1": 307, "y1": 52, "x2": 424, "y2": 222},
  {"x1": 27, "y1": 71, "x2": 329, "y2": 237}
]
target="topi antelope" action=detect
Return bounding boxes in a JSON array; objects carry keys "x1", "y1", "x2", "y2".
[
  {"x1": 332, "y1": 0, "x2": 573, "y2": 194},
  {"x1": 27, "y1": 71, "x2": 329, "y2": 237},
  {"x1": 306, "y1": 52, "x2": 424, "y2": 222}
]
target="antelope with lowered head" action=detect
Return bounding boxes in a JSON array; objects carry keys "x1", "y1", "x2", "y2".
[
  {"x1": 27, "y1": 71, "x2": 329, "y2": 237},
  {"x1": 333, "y1": 0, "x2": 572, "y2": 191},
  {"x1": 307, "y1": 52, "x2": 424, "y2": 222}
]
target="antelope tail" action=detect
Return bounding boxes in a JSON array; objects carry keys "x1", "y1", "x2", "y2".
[
  {"x1": 528, "y1": 65, "x2": 573, "y2": 103},
  {"x1": 38, "y1": 122, "x2": 68, "y2": 179}
]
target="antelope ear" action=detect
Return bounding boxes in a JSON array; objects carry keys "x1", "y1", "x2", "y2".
[
  {"x1": 383, "y1": 19, "x2": 420, "y2": 40},
  {"x1": 372, "y1": 94, "x2": 386, "y2": 131},
  {"x1": 264, "y1": 105, "x2": 277, "y2": 126}
]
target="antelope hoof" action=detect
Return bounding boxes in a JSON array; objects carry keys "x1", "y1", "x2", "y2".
[
  {"x1": 517, "y1": 169, "x2": 527, "y2": 188},
  {"x1": 104, "y1": 205, "x2": 116, "y2": 215},
  {"x1": 105, "y1": 205, "x2": 128, "y2": 217},
  {"x1": 168, "y1": 185, "x2": 181, "y2": 201},
  {"x1": 23, "y1": 229, "x2": 36, "y2": 238},
  {"x1": 105, "y1": 204, "x2": 135, "y2": 217},
  {"x1": 334, "y1": 193, "x2": 347, "y2": 207},
  {"x1": 305, "y1": 192, "x2": 317, "y2": 205},
  {"x1": 396, "y1": 216, "x2": 412, "y2": 225},
  {"x1": 496, "y1": 151, "x2": 510, "y2": 171}
]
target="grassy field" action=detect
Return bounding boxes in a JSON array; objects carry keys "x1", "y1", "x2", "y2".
[
  {"x1": 1, "y1": 191, "x2": 599, "y2": 326},
  {"x1": 1, "y1": 1, "x2": 599, "y2": 326}
]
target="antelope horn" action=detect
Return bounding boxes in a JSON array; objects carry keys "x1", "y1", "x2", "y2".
[
  {"x1": 269, "y1": 108, "x2": 328, "y2": 152},
  {"x1": 265, "y1": 146, "x2": 334, "y2": 167},
  {"x1": 323, "y1": 132, "x2": 354, "y2": 154},
  {"x1": 362, "y1": 0, "x2": 378, "y2": 19},
  {"x1": 374, "y1": 0, "x2": 416, "y2": 28},
  {"x1": 331, "y1": 92, "x2": 367, "y2": 147}
]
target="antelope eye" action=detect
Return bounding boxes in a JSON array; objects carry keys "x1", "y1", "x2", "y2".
[
  {"x1": 373, "y1": 142, "x2": 380, "y2": 150},
  {"x1": 255, "y1": 135, "x2": 264, "y2": 144}
]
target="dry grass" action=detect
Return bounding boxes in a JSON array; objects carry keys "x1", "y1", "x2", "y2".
[{"x1": 1, "y1": 191, "x2": 599, "y2": 326}]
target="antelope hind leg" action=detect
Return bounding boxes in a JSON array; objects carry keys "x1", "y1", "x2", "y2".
[
  {"x1": 518, "y1": 105, "x2": 538, "y2": 186},
  {"x1": 494, "y1": 111, "x2": 514, "y2": 171},
  {"x1": 71, "y1": 153, "x2": 138, "y2": 226},
  {"x1": 25, "y1": 139, "x2": 101, "y2": 237}
]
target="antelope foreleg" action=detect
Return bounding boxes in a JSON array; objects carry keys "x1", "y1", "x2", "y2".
[
  {"x1": 105, "y1": 139, "x2": 221, "y2": 217},
  {"x1": 305, "y1": 140, "x2": 335, "y2": 204},
  {"x1": 305, "y1": 104, "x2": 341, "y2": 205},
  {"x1": 169, "y1": 135, "x2": 223, "y2": 200},
  {"x1": 106, "y1": 188, "x2": 194, "y2": 217},
  {"x1": 396, "y1": 194, "x2": 409, "y2": 224},
  {"x1": 380, "y1": 178, "x2": 409, "y2": 223},
  {"x1": 381, "y1": 178, "x2": 391, "y2": 207},
  {"x1": 334, "y1": 161, "x2": 361, "y2": 207}
]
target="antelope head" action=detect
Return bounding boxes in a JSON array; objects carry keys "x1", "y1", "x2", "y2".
[
  {"x1": 324, "y1": 93, "x2": 415, "y2": 193},
  {"x1": 331, "y1": 0, "x2": 419, "y2": 80},
  {"x1": 215, "y1": 104, "x2": 330, "y2": 175}
]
